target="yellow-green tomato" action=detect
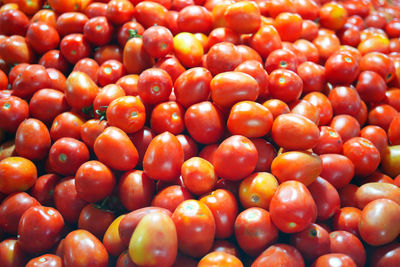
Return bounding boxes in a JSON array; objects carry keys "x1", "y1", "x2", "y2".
[
  {"x1": 381, "y1": 145, "x2": 400, "y2": 178},
  {"x1": 129, "y1": 212, "x2": 177, "y2": 267}
]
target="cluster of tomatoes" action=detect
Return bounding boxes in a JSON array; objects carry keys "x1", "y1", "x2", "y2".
[{"x1": 1, "y1": 0, "x2": 400, "y2": 266}]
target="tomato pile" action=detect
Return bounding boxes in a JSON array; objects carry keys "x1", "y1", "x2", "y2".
[{"x1": 1, "y1": 0, "x2": 400, "y2": 266}]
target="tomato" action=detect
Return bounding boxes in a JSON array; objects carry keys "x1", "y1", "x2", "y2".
[
  {"x1": 0, "y1": 238, "x2": 28, "y2": 267},
  {"x1": 290, "y1": 223, "x2": 330, "y2": 262},
  {"x1": 150, "y1": 101, "x2": 185, "y2": 135},
  {"x1": 0, "y1": 9, "x2": 29, "y2": 36},
  {"x1": 177, "y1": 134, "x2": 198, "y2": 161},
  {"x1": 172, "y1": 200, "x2": 215, "y2": 258},
  {"x1": 135, "y1": 1, "x2": 168, "y2": 28},
  {"x1": 184, "y1": 101, "x2": 225, "y2": 144},
  {"x1": 268, "y1": 69, "x2": 303, "y2": 103},
  {"x1": 211, "y1": 239, "x2": 240, "y2": 257},
  {"x1": 30, "y1": 174, "x2": 60, "y2": 206},
  {"x1": 123, "y1": 36, "x2": 154, "y2": 75},
  {"x1": 389, "y1": 113, "x2": 400, "y2": 145},
  {"x1": 339, "y1": 184, "x2": 359, "y2": 208},
  {"x1": 60, "y1": 34, "x2": 91, "y2": 64},
  {"x1": 48, "y1": 137, "x2": 89, "y2": 176},
  {"x1": 271, "y1": 113, "x2": 320, "y2": 151},
  {"x1": 249, "y1": 25, "x2": 282, "y2": 59},
  {"x1": 368, "y1": 104, "x2": 398, "y2": 132},
  {"x1": 359, "y1": 199, "x2": 400, "y2": 246},
  {"x1": 0, "y1": 157, "x2": 37, "y2": 194},
  {"x1": 313, "y1": 126, "x2": 343, "y2": 155},
  {"x1": 325, "y1": 52, "x2": 360, "y2": 86},
  {"x1": 18, "y1": 206, "x2": 64, "y2": 254},
  {"x1": 78, "y1": 203, "x2": 115, "y2": 239},
  {"x1": 210, "y1": 71, "x2": 259, "y2": 108},
  {"x1": 332, "y1": 207, "x2": 362, "y2": 237},
  {"x1": 312, "y1": 32, "x2": 341, "y2": 63},
  {"x1": 252, "y1": 244, "x2": 305, "y2": 267},
  {"x1": 15, "y1": 118, "x2": 51, "y2": 161},
  {"x1": 270, "y1": 180, "x2": 317, "y2": 233},
  {"x1": 0, "y1": 192, "x2": 40, "y2": 235},
  {"x1": 129, "y1": 212, "x2": 177, "y2": 267},
  {"x1": 12, "y1": 64, "x2": 51, "y2": 99},
  {"x1": 137, "y1": 68, "x2": 173, "y2": 105},
  {"x1": 46, "y1": 68, "x2": 68, "y2": 92},
  {"x1": 0, "y1": 35, "x2": 34, "y2": 65},
  {"x1": 370, "y1": 243, "x2": 400, "y2": 267},
  {"x1": 227, "y1": 101, "x2": 272, "y2": 138},
  {"x1": 206, "y1": 42, "x2": 242, "y2": 75},
  {"x1": 55, "y1": 12, "x2": 88, "y2": 37},
  {"x1": 266, "y1": 46, "x2": 298, "y2": 73},
  {"x1": 319, "y1": 154, "x2": 355, "y2": 189},
  {"x1": 29, "y1": 89, "x2": 70, "y2": 125},
  {"x1": 329, "y1": 230, "x2": 366, "y2": 267},
  {"x1": 103, "y1": 215, "x2": 126, "y2": 257},
  {"x1": 106, "y1": 0, "x2": 134, "y2": 25},
  {"x1": 178, "y1": 5, "x2": 212, "y2": 34},
  {"x1": 0, "y1": 96, "x2": 29, "y2": 133},
  {"x1": 65, "y1": 71, "x2": 99, "y2": 110},
  {"x1": 343, "y1": 137, "x2": 381, "y2": 177},
  {"x1": 360, "y1": 125, "x2": 388, "y2": 157},
  {"x1": 360, "y1": 52, "x2": 395, "y2": 83},
  {"x1": 26, "y1": 254, "x2": 63, "y2": 267},
  {"x1": 213, "y1": 135, "x2": 258, "y2": 181},
  {"x1": 94, "y1": 126, "x2": 139, "y2": 171},
  {"x1": 312, "y1": 253, "x2": 356, "y2": 267},
  {"x1": 50, "y1": 112, "x2": 85, "y2": 141},
  {"x1": 63, "y1": 230, "x2": 109, "y2": 267},
  {"x1": 118, "y1": 170, "x2": 155, "y2": 211},
  {"x1": 118, "y1": 207, "x2": 172, "y2": 246},
  {"x1": 180, "y1": 157, "x2": 216, "y2": 195},
  {"x1": 355, "y1": 182, "x2": 400, "y2": 209},
  {"x1": 308, "y1": 177, "x2": 340, "y2": 221},
  {"x1": 198, "y1": 251, "x2": 243, "y2": 267},
  {"x1": 152, "y1": 185, "x2": 193, "y2": 213},
  {"x1": 381, "y1": 145, "x2": 400, "y2": 177},
  {"x1": 329, "y1": 114, "x2": 360, "y2": 143}
]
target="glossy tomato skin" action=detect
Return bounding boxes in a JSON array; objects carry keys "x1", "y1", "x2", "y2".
[
  {"x1": 54, "y1": 178, "x2": 88, "y2": 224},
  {"x1": 312, "y1": 253, "x2": 356, "y2": 267},
  {"x1": 320, "y1": 154, "x2": 355, "y2": 189},
  {"x1": 271, "y1": 151, "x2": 322, "y2": 186},
  {"x1": 213, "y1": 135, "x2": 258, "y2": 181},
  {"x1": 150, "y1": 101, "x2": 185, "y2": 135},
  {"x1": 210, "y1": 71, "x2": 259, "y2": 108},
  {"x1": 206, "y1": 42, "x2": 242, "y2": 75},
  {"x1": 50, "y1": 112, "x2": 85, "y2": 142},
  {"x1": 152, "y1": 185, "x2": 193, "y2": 213},
  {"x1": 102, "y1": 215, "x2": 125, "y2": 257},
  {"x1": 55, "y1": 12, "x2": 89, "y2": 37},
  {"x1": 270, "y1": 181, "x2": 317, "y2": 233},
  {"x1": 268, "y1": 69, "x2": 303, "y2": 103},
  {"x1": 252, "y1": 244, "x2": 305, "y2": 267},
  {"x1": 78, "y1": 204, "x2": 115, "y2": 239},
  {"x1": 65, "y1": 71, "x2": 99, "y2": 110},
  {"x1": 80, "y1": 119, "x2": 108, "y2": 150},
  {"x1": 63, "y1": 230, "x2": 109, "y2": 267},
  {"x1": 137, "y1": 68, "x2": 173, "y2": 105},
  {"x1": 18, "y1": 206, "x2": 64, "y2": 254},
  {"x1": 198, "y1": 251, "x2": 243, "y2": 267},
  {"x1": 15, "y1": 118, "x2": 51, "y2": 161},
  {"x1": 313, "y1": 126, "x2": 343, "y2": 155},
  {"x1": 26, "y1": 22, "x2": 60, "y2": 55},
  {"x1": 94, "y1": 126, "x2": 139, "y2": 171},
  {"x1": 332, "y1": 207, "x2": 361, "y2": 237},
  {"x1": 308, "y1": 177, "x2": 341, "y2": 221},
  {"x1": 271, "y1": 113, "x2": 320, "y2": 151},
  {"x1": 118, "y1": 207, "x2": 172, "y2": 246},
  {"x1": 173, "y1": 32, "x2": 204, "y2": 68},
  {"x1": 26, "y1": 254, "x2": 63, "y2": 267},
  {"x1": 370, "y1": 242, "x2": 400, "y2": 267},
  {"x1": 0, "y1": 238, "x2": 28, "y2": 267},
  {"x1": 200, "y1": 189, "x2": 238, "y2": 239},
  {"x1": 355, "y1": 182, "x2": 400, "y2": 209},
  {"x1": 359, "y1": 199, "x2": 400, "y2": 246},
  {"x1": 0, "y1": 157, "x2": 37, "y2": 194},
  {"x1": 249, "y1": 25, "x2": 282, "y2": 59},
  {"x1": 143, "y1": 132, "x2": 184, "y2": 182},
  {"x1": 181, "y1": 157, "x2": 217, "y2": 195},
  {"x1": 172, "y1": 200, "x2": 215, "y2": 258},
  {"x1": 123, "y1": 37, "x2": 154, "y2": 75},
  {"x1": 75, "y1": 160, "x2": 116, "y2": 203},
  {"x1": 329, "y1": 230, "x2": 366, "y2": 267},
  {"x1": 30, "y1": 174, "x2": 60, "y2": 207},
  {"x1": 184, "y1": 101, "x2": 225, "y2": 144},
  {"x1": 129, "y1": 126, "x2": 156, "y2": 166},
  {"x1": 118, "y1": 170, "x2": 155, "y2": 211},
  {"x1": 290, "y1": 223, "x2": 330, "y2": 262},
  {"x1": 12, "y1": 64, "x2": 51, "y2": 99},
  {"x1": 234, "y1": 207, "x2": 278, "y2": 256},
  {"x1": 60, "y1": 34, "x2": 91, "y2": 64},
  {"x1": 0, "y1": 192, "x2": 40, "y2": 235},
  {"x1": 48, "y1": 137, "x2": 90, "y2": 176},
  {"x1": 129, "y1": 212, "x2": 178, "y2": 267}
]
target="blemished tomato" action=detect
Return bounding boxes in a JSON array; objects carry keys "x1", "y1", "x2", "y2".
[
  {"x1": 213, "y1": 135, "x2": 258, "y2": 181},
  {"x1": 63, "y1": 229, "x2": 109, "y2": 267},
  {"x1": 172, "y1": 200, "x2": 215, "y2": 258},
  {"x1": 18, "y1": 206, "x2": 65, "y2": 254},
  {"x1": 129, "y1": 212, "x2": 177, "y2": 267},
  {"x1": 252, "y1": 244, "x2": 305, "y2": 267},
  {"x1": 359, "y1": 199, "x2": 400, "y2": 246},
  {"x1": 269, "y1": 180, "x2": 317, "y2": 233},
  {"x1": 143, "y1": 131, "x2": 184, "y2": 182}
]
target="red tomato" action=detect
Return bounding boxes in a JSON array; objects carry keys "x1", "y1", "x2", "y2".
[
  {"x1": 181, "y1": 157, "x2": 217, "y2": 195},
  {"x1": 252, "y1": 244, "x2": 305, "y2": 267},
  {"x1": 137, "y1": 68, "x2": 173, "y2": 105},
  {"x1": 329, "y1": 230, "x2": 366, "y2": 267},
  {"x1": 18, "y1": 206, "x2": 64, "y2": 254},
  {"x1": 213, "y1": 135, "x2": 258, "y2": 181},
  {"x1": 320, "y1": 153, "x2": 355, "y2": 189},
  {"x1": 0, "y1": 238, "x2": 28, "y2": 267},
  {"x1": 30, "y1": 174, "x2": 60, "y2": 206},
  {"x1": 370, "y1": 243, "x2": 400, "y2": 267},
  {"x1": 0, "y1": 157, "x2": 37, "y2": 194},
  {"x1": 152, "y1": 185, "x2": 193, "y2": 213},
  {"x1": 103, "y1": 215, "x2": 126, "y2": 257},
  {"x1": 332, "y1": 207, "x2": 362, "y2": 237},
  {"x1": 312, "y1": 253, "x2": 356, "y2": 267},
  {"x1": 118, "y1": 170, "x2": 155, "y2": 211},
  {"x1": 0, "y1": 192, "x2": 40, "y2": 235},
  {"x1": 172, "y1": 200, "x2": 215, "y2": 258},
  {"x1": 143, "y1": 131, "x2": 184, "y2": 182},
  {"x1": 65, "y1": 71, "x2": 99, "y2": 110},
  {"x1": 94, "y1": 126, "x2": 139, "y2": 171},
  {"x1": 150, "y1": 101, "x2": 185, "y2": 135},
  {"x1": 123, "y1": 36, "x2": 154, "y2": 75},
  {"x1": 63, "y1": 230, "x2": 109, "y2": 267},
  {"x1": 206, "y1": 42, "x2": 242, "y2": 75},
  {"x1": 198, "y1": 251, "x2": 243, "y2": 267},
  {"x1": 270, "y1": 180, "x2": 317, "y2": 233},
  {"x1": 78, "y1": 204, "x2": 115, "y2": 239},
  {"x1": 308, "y1": 177, "x2": 341, "y2": 221}
]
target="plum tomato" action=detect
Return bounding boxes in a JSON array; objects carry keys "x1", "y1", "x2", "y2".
[
  {"x1": 0, "y1": 156, "x2": 37, "y2": 194},
  {"x1": 252, "y1": 244, "x2": 305, "y2": 267}
]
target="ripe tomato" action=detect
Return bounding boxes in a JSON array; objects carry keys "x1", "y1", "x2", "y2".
[
  {"x1": 65, "y1": 71, "x2": 99, "y2": 110},
  {"x1": 206, "y1": 42, "x2": 242, "y2": 75},
  {"x1": 270, "y1": 180, "x2": 317, "y2": 233},
  {"x1": 355, "y1": 182, "x2": 400, "y2": 209},
  {"x1": 63, "y1": 230, "x2": 109, "y2": 267},
  {"x1": 30, "y1": 174, "x2": 60, "y2": 206},
  {"x1": 18, "y1": 206, "x2": 64, "y2": 254},
  {"x1": 137, "y1": 68, "x2": 173, "y2": 105},
  {"x1": 94, "y1": 126, "x2": 139, "y2": 171},
  {"x1": 12, "y1": 64, "x2": 51, "y2": 99},
  {"x1": 78, "y1": 204, "x2": 115, "y2": 239},
  {"x1": 181, "y1": 157, "x2": 217, "y2": 195},
  {"x1": 103, "y1": 215, "x2": 126, "y2": 257},
  {"x1": 150, "y1": 101, "x2": 185, "y2": 135},
  {"x1": 213, "y1": 135, "x2": 258, "y2": 181},
  {"x1": 0, "y1": 156, "x2": 37, "y2": 194},
  {"x1": 123, "y1": 36, "x2": 154, "y2": 75},
  {"x1": 308, "y1": 177, "x2": 340, "y2": 221},
  {"x1": 129, "y1": 212, "x2": 177, "y2": 267},
  {"x1": 332, "y1": 207, "x2": 362, "y2": 237},
  {"x1": 198, "y1": 251, "x2": 243, "y2": 267},
  {"x1": 0, "y1": 238, "x2": 28, "y2": 267},
  {"x1": 252, "y1": 244, "x2": 305, "y2": 267},
  {"x1": 329, "y1": 230, "x2": 366, "y2": 267},
  {"x1": 312, "y1": 253, "x2": 356, "y2": 267},
  {"x1": 152, "y1": 185, "x2": 193, "y2": 213},
  {"x1": 172, "y1": 200, "x2": 215, "y2": 258},
  {"x1": 320, "y1": 153, "x2": 355, "y2": 189}
]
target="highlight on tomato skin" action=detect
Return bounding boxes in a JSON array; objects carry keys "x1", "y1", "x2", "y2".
[{"x1": 2, "y1": 0, "x2": 400, "y2": 266}]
